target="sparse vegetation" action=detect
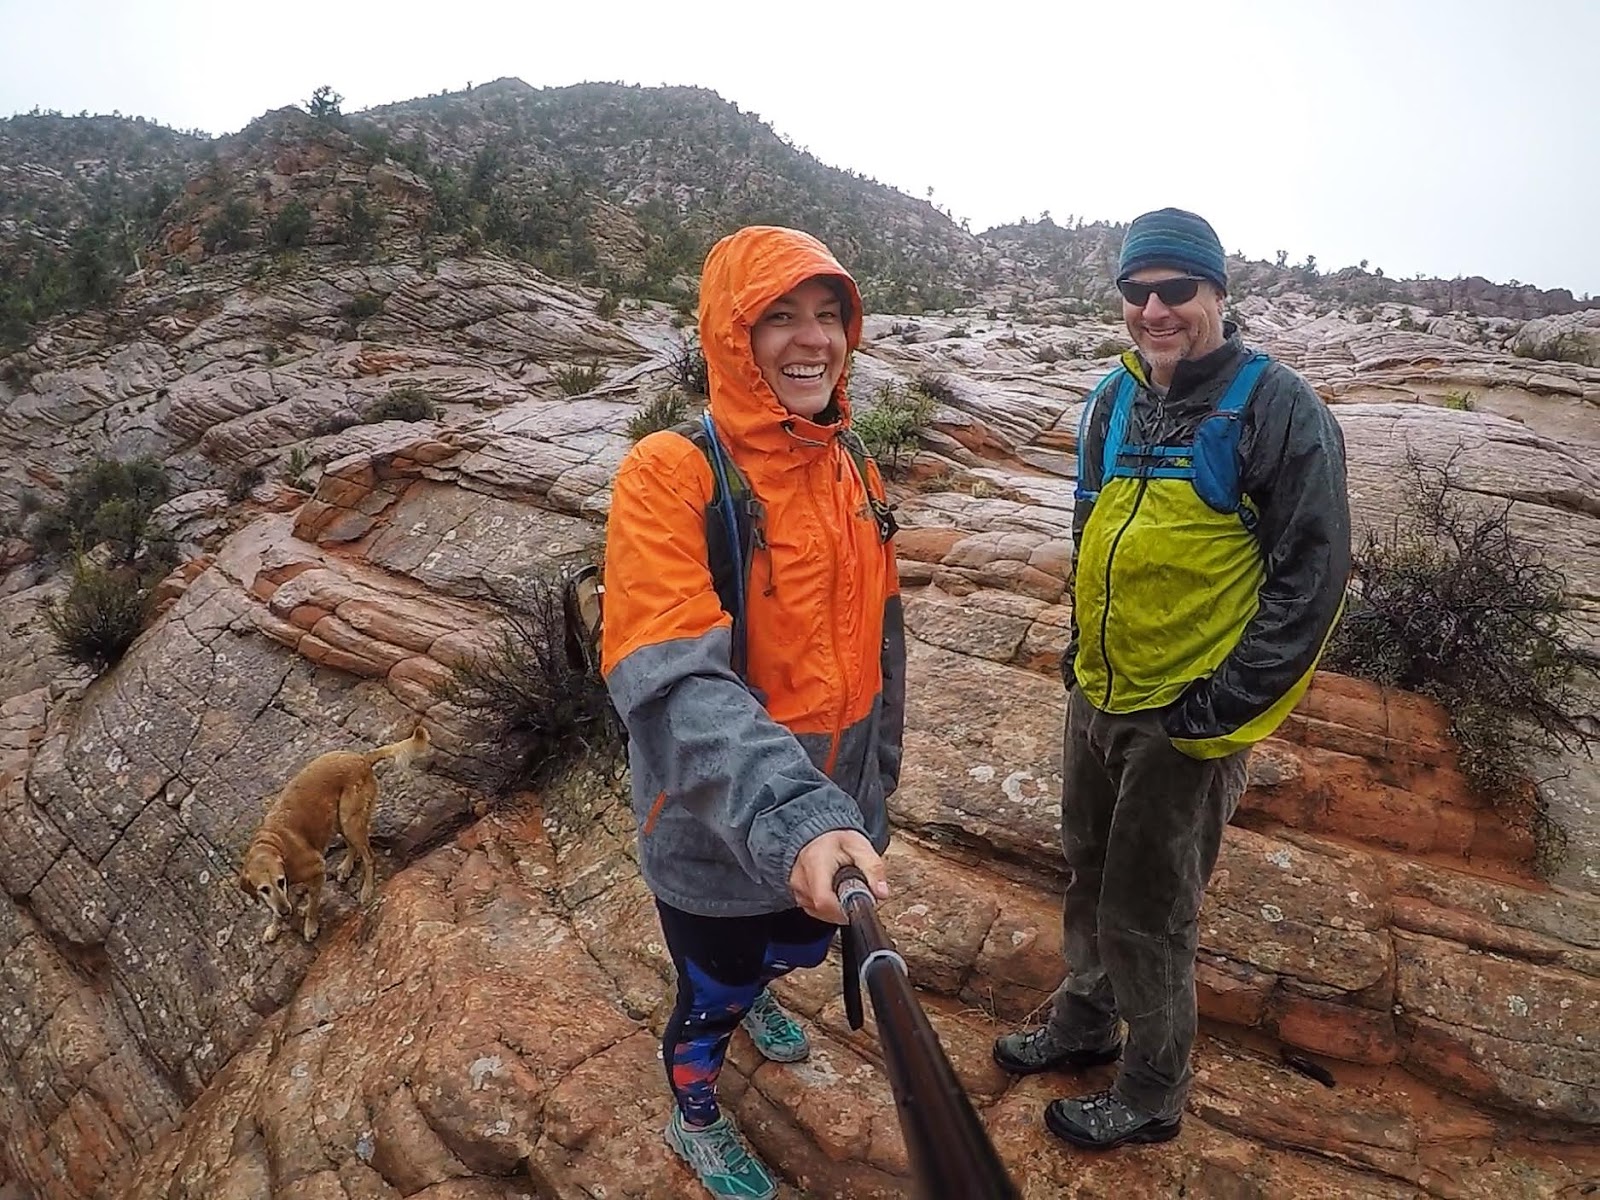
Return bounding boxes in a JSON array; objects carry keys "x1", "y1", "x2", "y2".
[
  {"x1": 439, "y1": 567, "x2": 623, "y2": 792},
  {"x1": 308, "y1": 85, "x2": 343, "y2": 122},
  {"x1": 41, "y1": 552, "x2": 155, "y2": 673},
  {"x1": 282, "y1": 445, "x2": 314, "y2": 490},
  {"x1": 227, "y1": 464, "x2": 265, "y2": 501},
  {"x1": 670, "y1": 335, "x2": 709, "y2": 398},
  {"x1": 312, "y1": 385, "x2": 442, "y2": 435},
  {"x1": 268, "y1": 200, "x2": 312, "y2": 250},
  {"x1": 554, "y1": 360, "x2": 606, "y2": 396},
  {"x1": 340, "y1": 291, "x2": 385, "y2": 321},
  {"x1": 627, "y1": 391, "x2": 695, "y2": 441},
  {"x1": 203, "y1": 198, "x2": 255, "y2": 254},
  {"x1": 1089, "y1": 338, "x2": 1127, "y2": 359},
  {"x1": 1326, "y1": 448, "x2": 1595, "y2": 872},
  {"x1": 912, "y1": 372, "x2": 957, "y2": 407},
  {"x1": 364, "y1": 385, "x2": 441, "y2": 423},
  {"x1": 25, "y1": 456, "x2": 171, "y2": 563},
  {"x1": 595, "y1": 290, "x2": 619, "y2": 319},
  {"x1": 853, "y1": 382, "x2": 936, "y2": 476},
  {"x1": 335, "y1": 188, "x2": 381, "y2": 250},
  {"x1": 1442, "y1": 390, "x2": 1476, "y2": 412}
]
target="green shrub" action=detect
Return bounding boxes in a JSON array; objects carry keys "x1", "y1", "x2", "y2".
[
  {"x1": 671, "y1": 335, "x2": 709, "y2": 398},
  {"x1": 854, "y1": 382, "x2": 935, "y2": 477},
  {"x1": 1325, "y1": 448, "x2": 1594, "y2": 872},
  {"x1": 203, "y1": 199, "x2": 255, "y2": 254},
  {"x1": 911, "y1": 372, "x2": 957, "y2": 407},
  {"x1": 555, "y1": 361, "x2": 607, "y2": 396},
  {"x1": 1442, "y1": 390, "x2": 1476, "y2": 412},
  {"x1": 596, "y1": 290, "x2": 619, "y2": 319},
  {"x1": 439, "y1": 568, "x2": 623, "y2": 792},
  {"x1": 308, "y1": 85, "x2": 343, "y2": 121},
  {"x1": 282, "y1": 445, "x2": 314, "y2": 490},
  {"x1": 227, "y1": 464, "x2": 265, "y2": 501},
  {"x1": 42, "y1": 553, "x2": 154, "y2": 673},
  {"x1": 340, "y1": 291, "x2": 385, "y2": 321},
  {"x1": 335, "y1": 188, "x2": 380, "y2": 249},
  {"x1": 1090, "y1": 338, "x2": 1127, "y2": 359},
  {"x1": 26, "y1": 456, "x2": 171, "y2": 561},
  {"x1": 268, "y1": 200, "x2": 312, "y2": 250},
  {"x1": 364, "y1": 385, "x2": 441, "y2": 422},
  {"x1": 627, "y1": 391, "x2": 695, "y2": 441}
]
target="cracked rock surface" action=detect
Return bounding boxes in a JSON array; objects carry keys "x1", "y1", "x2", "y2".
[{"x1": 2, "y1": 250, "x2": 1598, "y2": 1198}]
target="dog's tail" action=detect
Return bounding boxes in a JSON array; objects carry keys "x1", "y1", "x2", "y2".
[{"x1": 365, "y1": 724, "x2": 430, "y2": 770}]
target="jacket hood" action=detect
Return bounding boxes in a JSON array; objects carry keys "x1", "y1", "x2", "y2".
[{"x1": 698, "y1": 226, "x2": 864, "y2": 460}]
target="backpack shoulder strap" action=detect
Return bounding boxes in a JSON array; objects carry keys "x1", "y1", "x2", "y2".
[
  {"x1": 673, "y1": 415, "x2": 758, "y2": 680},
  {"x1": 1217, "y1": 352, "x2": 1271, "y2": 415},
  {"x1": 1074, "y1": 368, "x2": 1135, "y2": 502},
  {"x1": 838, "y1": 428, "x2": 898, "y2": 543}
]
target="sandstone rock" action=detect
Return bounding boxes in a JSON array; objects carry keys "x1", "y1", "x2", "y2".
[{"x1": 1511, "y1": 310, "x2": 1600, "y2": 368}]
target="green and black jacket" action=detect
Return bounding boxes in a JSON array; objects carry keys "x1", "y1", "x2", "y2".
[{"x1": 1067, "y1": 327, "x2": 1351, "y2": 759}]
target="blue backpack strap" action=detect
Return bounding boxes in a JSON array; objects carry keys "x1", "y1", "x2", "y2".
[
  {"x1": 1099, "y1": 373, "x2": 1139, "y2": 487},
  {"x1": 1190, "y1": 352, "x2": 1271, "y2": 527},
  {"x1": 1074, "y1": 369, "x2": 1132, "y2": 502},
  {"x1": 1217, "y1": 352, "x2": 1270, "y2": 414}
]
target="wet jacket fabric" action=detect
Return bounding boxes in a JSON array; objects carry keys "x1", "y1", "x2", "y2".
[
  {"x1": 1068, "y1": 328, "x2": 1350, "y2": 759},
  {"x1": 601, "y1": 227, "x2": 904, "y2": 917}
]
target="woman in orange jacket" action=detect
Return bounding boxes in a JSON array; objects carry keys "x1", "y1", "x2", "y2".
[{"x1": 601, "y1": 225, "x2": 904, "y2": 1199}]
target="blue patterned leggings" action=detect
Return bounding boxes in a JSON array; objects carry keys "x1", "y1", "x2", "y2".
[{"x1": 656, "y1": 899, "x2": 836, "y2": 1126}]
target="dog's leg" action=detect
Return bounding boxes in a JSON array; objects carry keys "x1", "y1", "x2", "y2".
[
  {"x1": 302, "y1": 865, "x2": 325, "y2": 942},
  {"x1": 333, "y1": 849, "x2": 356, "y2": 886},
  {"x1": 263, "y1": 916, "x2": 281, "y2": 944},
  {"x1": 341, "y1": 776, "x2": 380, "y2": 904}
]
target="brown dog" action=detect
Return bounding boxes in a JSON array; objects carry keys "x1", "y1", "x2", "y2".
[{"x1": 238, "y1": 725, "x2": 429, "y2": 943}]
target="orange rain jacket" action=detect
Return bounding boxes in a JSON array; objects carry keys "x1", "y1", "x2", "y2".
[{"x1": 601, "y1": 227, "x2": 904, "y2": 917}]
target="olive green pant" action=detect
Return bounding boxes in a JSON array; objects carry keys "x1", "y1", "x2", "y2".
[{"x1": 1045, "y1": 687, "x2": 1248, "y2": 1121}]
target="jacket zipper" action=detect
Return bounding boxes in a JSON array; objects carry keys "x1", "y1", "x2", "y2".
[{"x1": 1099, "y1": 474, "x2": 1150, "y2": 710}]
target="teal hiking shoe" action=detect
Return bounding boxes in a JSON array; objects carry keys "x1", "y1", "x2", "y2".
[
  {"x1": 740, "y1": 989, "x2": 810, "y2": 1063},
  {"x1": 665, "y1": 1109, "x2": 778, "y2": 1200}
]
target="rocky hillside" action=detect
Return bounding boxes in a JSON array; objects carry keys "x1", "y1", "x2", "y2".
[
  {"x1": 5, "y1": 78, "x2": 1597, "y2": 362},
  {"x1": 2, "y1": 87, "x2": 1599, "y2": 1199},
  {"x1": 982, "y1": 216, "x2": 1598, "y2": 324}
]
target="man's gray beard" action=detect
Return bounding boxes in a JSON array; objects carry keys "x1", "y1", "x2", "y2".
[{"x1": 1140, "y1": 340, "x2": 1186, "y2": 378}]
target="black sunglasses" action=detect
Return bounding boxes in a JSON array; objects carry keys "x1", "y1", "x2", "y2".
[{"x1": 1117, "y1": 276, "x2": 1206, "y2": 307}]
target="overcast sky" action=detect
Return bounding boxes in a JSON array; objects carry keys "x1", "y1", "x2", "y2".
[{"x1": 3, "y1": 0, "x2": 1595, "y2": 296}]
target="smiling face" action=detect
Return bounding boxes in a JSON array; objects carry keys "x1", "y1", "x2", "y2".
[
  {"x1": 1122, "y1": 267, "x2": 1227, "y2": 387},
  {"x1": 750, "y1": 276, "x2": 849, "y2": 419}
]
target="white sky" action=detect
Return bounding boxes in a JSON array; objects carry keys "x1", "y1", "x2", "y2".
[{"x1": 3, "y1": 0, "x2": 1596, "y2": 296}]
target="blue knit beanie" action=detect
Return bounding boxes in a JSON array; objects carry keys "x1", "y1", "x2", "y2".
[{"x1": 1118, "y1": 208, "x2": 1228, "y2": 292}]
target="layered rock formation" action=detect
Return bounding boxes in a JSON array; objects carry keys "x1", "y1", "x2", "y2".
[{"x1": 2, "y1": 235, "x2": 1598, "y2": 1199}]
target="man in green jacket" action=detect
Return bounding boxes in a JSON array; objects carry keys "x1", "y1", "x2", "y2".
[{"x1": 992, "y1": 207, "x2": 1351, "y2": 1149}]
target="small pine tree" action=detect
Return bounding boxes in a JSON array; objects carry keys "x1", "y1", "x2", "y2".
[
  {"x1": 308, "y1": 86, "x2": 343, "y2": 121},
  {"x1": 268, "y1": 200, "x2": 312, "y2": 250}
]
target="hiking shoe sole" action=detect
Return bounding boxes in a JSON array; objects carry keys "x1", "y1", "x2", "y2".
[
  {"x1": 991, "y1": 1039, "x2": 1122, "y2": 1076},
  {"x1": 1043, "y1": 1102, "x2": 1181, "y2": 1151}
]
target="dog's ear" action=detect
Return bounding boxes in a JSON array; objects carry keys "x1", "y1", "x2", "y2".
[{"x1": 237, "y1": 872, "x2": 253, "y2": 896}]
